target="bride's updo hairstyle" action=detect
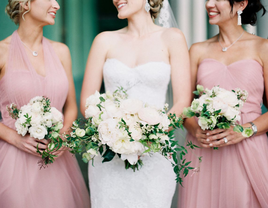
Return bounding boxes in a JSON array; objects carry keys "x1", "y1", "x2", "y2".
[
  {"x1": 229, "y1": 0, "x2": 266, "y2": 25},
  {"x1": 149, "y1": 0, "x2": 164, "y2": 19},
  {"x1": 5, "y1": 0, "x2": 32, "y2": 25}
]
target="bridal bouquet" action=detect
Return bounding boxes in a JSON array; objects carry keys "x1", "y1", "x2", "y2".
[
  {"x1": 7, "y1": 96, "x2": 64, "y2": 165},
  {"x1": 65, "y1": 88, "x2": 195, "y2": 184},
  {"x1": 183, "y1": 85, "x2": 248, "y2": 132}
]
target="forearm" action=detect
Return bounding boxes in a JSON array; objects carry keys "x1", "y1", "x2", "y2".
[
  {"x1": 61, "y1": 102, "x2": 78, "y2": 134},
  {"x1": 183, "y1": 117, "x2": 199, "y2": 137},
  {"x1": 0, "y1": 122, "x2": 18, "y2": 146}
]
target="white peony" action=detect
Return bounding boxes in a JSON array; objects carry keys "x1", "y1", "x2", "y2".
[
  {"x1": 85, "y1": 91, "x2": 100, "y2": 107},
  {"x1": 120, "y1": 99, "x2": 143, "y2": 114},
  {"x1": 129, "y1": 125, "x2": 142, "y2": 141},
  {"x1": 224, "y1": 107, "x2": 240, "y2": 121},
  {"x1": 212, "y1": 97, "x2": 229, "y2": 114},
  {"x1": 29, "y1": 125, "x2": 48, "y2": 140},
  {"x1": 159, "y1": 114, "x2": 170, "y2": 130},
  {"x1": 217, "y1": 89, "x2": 239, "y2": 107},
  {"x1": 138, "y1": 107, "x2": 161, "y2": 125},
  {"x1": 104, "y1": 100, "x2": 122, "y2": 118},
  {"x1": 85, "y1": 105, "x2": 101, "y2": 118}
]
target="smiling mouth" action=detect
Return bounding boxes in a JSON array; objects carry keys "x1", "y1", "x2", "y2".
[
  {"x1": 118, "y1": 3, "x2": 127, "y2": 9},
  {"x1": 48, "y1": 12, "x2": 56, "y2": 17},
  {"x1": 209, "y1": 12, "x2": 219, "y2": 16}
]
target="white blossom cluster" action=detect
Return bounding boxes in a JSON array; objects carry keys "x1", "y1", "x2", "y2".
[
  {"x1": 12, "y1": 96, "x2": 63, "y2": 140},
  {"x1": 84, "y1": 90, "x2": 170, "y2": 165},
  {"x1": 184, "y1": 86, "x2": 248, "y2": 130}
]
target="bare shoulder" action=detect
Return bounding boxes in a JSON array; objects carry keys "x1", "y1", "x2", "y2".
[
  {"x1": 161, "y1": 27, "x2": 186, "y2": 43},
  {"x1": 93, "y1": 29, "x2": 126, "y2": 46},
  {"x1": 49, "y1": 40, "x2": 71, "y2": 64},
  {"x1": 0, "y1": 36, "x2": 12, "y2": 70}
]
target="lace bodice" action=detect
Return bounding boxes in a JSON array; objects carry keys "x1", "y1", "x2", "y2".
[{"x1": 103, "y1": 59, "x2": 171, "y2": 108}]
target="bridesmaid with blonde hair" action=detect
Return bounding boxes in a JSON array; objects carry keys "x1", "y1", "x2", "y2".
[
  {"x1": 179, "y1": 0, "x2": 268, "y2": 207},
  {"x1": 0, "y1": 0, "x2": 90, "y2": 207}
]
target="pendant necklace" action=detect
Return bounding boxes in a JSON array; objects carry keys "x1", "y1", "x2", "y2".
[
  {"x1": 218, "y1": 31, "x2": 245, "y2": 52},
  {"x1": 21, "y1": 40, "x2": 40, "y2": 57}
]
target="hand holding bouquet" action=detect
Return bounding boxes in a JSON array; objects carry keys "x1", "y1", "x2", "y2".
[
  {"x1": 183, "y1": 85, "x2": 250, "y2": 138},
  {"x1": 7, "y1": 96, "x2": 64, "y2": 166}
]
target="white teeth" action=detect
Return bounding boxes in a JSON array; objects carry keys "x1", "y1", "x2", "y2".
[
  {"x1": 118, "y1": 4, "x2": 126, "y2": 9},
  {"x1": 210, "y1": 12, "x2": 218, "y2": 15},
  {"x1": 49, "y1": 12, "x2": 55, "y2": 16}
]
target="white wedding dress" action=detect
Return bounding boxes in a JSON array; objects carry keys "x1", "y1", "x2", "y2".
[{"x1": 88, "y1": 58, "x2": 176, "y2": 208}]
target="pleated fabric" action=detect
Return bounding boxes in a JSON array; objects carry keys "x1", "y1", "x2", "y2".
[
  {"x1": 179, "y1": 59, "x2": 268, "y2": 208},
  {"x1": 0, "y1": 31, "x2": 90, "y2": 208}
]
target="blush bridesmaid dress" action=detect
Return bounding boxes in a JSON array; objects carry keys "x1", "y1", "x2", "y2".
[
  {"x1": 179, "y1": 59, "x2": 268, "y2": 208},
  {"x1": 0, "y1": 31, "x2": 90, "y2": 208}
]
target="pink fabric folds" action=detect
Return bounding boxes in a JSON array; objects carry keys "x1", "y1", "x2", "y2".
[
  {"x1": 0, "y1": 31, "x2": 90, "y2": 208},
  {"x1": 179, "y1": 59, "x2": 268, "y2": 208}
]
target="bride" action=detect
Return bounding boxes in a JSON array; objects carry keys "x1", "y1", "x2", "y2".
[{"x1": 80, "y1": 0, "x2": 191, "y2": 207}]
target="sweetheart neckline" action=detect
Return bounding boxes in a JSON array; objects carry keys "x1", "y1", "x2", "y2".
[
  {"x1": 200, "y1": 58, "x2": 263, "y2": 68},
  {"x1": 104, "y1": 58, "x2": 171, "y2": 69}
]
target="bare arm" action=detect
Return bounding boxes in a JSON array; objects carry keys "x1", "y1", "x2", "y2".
[
  {"x1": 52, "y1": 42, "x2": 77, "y2": 134},
  {"x1": 164, "y1": 28, "x2": 191, "y2": 116},
  {"x1": 80, "y1": 32, "x2": 111, "y2": 116},
  {"x1": 183, "y1": 43, "x2": 211, "y2": 147}
]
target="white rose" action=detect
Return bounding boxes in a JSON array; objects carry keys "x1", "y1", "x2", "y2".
[
  {"x1": 75, "y1": 128, "x2": 86, "y2": 137},
  {"x1": 92, "y1": 116, "x2": 103, "y2": 126},
  {"x1": 42, "y1": 112, "x2": 53, "y2": 128},
  {"x1": 51, "y1": 107, "x2": 63, "y2": 123},
  {"x1": 85, "y1": 91, "x2": 100, "y2": 107},
  {"x1": 198, "y1": 117, "x2": 209, "y2": 130},
  {"x1": 87, "y1": 148, "x2": 98, "y2": 156},
  {"x1": 31, "y1": 102, "x2": 43, "y2": 113},
  {"x1": 149, "y1": 134, "x2": 158, "y2": 140},
  {"x1": 120, "y1": 99, "x2": 143, "y2": 114},
  {"x1": 30, "y1": 113, "x2": 43, "y2": 126},
  {"x1": 191, "y1": 99, "x2": 200, "y2": 112},
  {"x1": 29, "y1": 125, "x2": 48, "y2": 140},
  {"x1": 20, "y1": 104, "x2": 32, "y2": 115},
  {"x1": 138, "y1": 107, "x2": 161, "y2": 125},
  {"x1": 85, "y1": 105, "x2": 101, "y2": 119},
  {"x1": 15, "y1": 120, "x2": 28, "y2": 136}
]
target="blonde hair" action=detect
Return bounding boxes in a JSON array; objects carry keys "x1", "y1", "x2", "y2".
[
  {"x1": 149, "y1": 0, "x2": 164, "y2": 19},
  {"x1": 5, "y1": 0, "x2": 32, "y2": 25}
]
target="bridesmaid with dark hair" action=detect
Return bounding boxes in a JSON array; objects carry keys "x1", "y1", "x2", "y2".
[
  {"x1": 0, "y1": 0, "x2": 90, "y2": 207},
  {"x1": 179, "y1": 0, "x2": 268, "y2": 207}
]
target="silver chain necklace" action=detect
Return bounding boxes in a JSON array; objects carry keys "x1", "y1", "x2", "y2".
[
  {"x1": 218, "y1": 31, "x2": 245, "y2": 52},
  {"x1": 21, "y1": 41, "x2": 40, "y2": 57}
]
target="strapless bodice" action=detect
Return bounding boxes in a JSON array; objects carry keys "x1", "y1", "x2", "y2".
[
  {"x1": 197, "y1": 58, "x2": 264, "y2": 116},
  {"x1": 103, "y1": 59, "x2": 171, "y2": 108}
]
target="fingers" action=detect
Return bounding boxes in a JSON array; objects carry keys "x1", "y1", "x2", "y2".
[{"x1": 206, "y1": 128, "x2": 227, "y2": 137}]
